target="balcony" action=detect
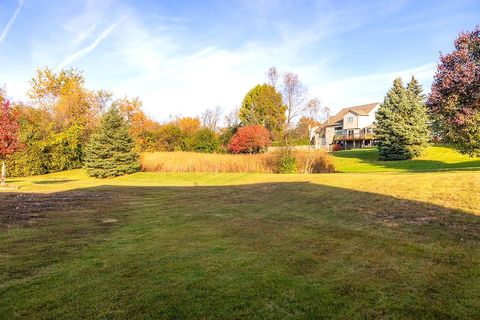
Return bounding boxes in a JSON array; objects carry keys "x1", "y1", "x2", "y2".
[{"x1": 333, "y1": 133, "x2": 375, "y2": 141}]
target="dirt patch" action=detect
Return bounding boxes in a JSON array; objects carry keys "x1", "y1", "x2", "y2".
[{"x1": 0, "y1": 191, "x2": 114, "y2": 228}]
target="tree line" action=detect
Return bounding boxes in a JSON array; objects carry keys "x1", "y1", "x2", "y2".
[
  {"x1": 0, "y1": 26, "x2": 479, "y2": 180},
  {"x1": 0, "y1": 66, "x2": 325, "y2": 179}
]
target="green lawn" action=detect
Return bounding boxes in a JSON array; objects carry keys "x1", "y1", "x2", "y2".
[
  {"x1": 1, "y1": 167, "x2": 480, "y2": 319},
  {"x1": 332, "y1": 145, "x2": 480, "y2": 172}
]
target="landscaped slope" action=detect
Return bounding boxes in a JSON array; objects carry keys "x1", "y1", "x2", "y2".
[
  {"x1": 332, "y1": 145, "x2": 480, "y2": 172},
  {"x1": 1, "y1": 171, "x2": 480, "y2": 319}
]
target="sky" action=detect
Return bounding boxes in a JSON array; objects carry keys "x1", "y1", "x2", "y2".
[{"x1": 0, "y1": 0, "x2": 479, "y2": 121}]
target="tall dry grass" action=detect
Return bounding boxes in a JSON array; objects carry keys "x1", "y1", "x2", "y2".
[
  {"x1": 140, "y1": 150, "x2": 335, "y2": 174},
  {"x1": 294, "y1": 150, "x2": 336, "y2": 173}
]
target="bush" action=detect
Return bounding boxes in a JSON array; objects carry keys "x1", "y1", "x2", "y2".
[
  {"x1": 7, "y1": 122, "x2": 84, "y2": 177},
  {"x1": 191, "y1": 128, "x2": 219, "y2": 153},
  {"x1": 228, "y1": 125, "x2": 271, "y2": 153},
  {"x1": 274, "y1": 150, "x2": 297, "y2": 174},
  {"x1": 294, "y1": 150, "x2": 336, "y2": 173},
  {"x1": 48, "y1": 124, "x2": 84, "y2": 172},
  {"x1": 156, "y1": 124, "x2": 185, "y2": 152}
]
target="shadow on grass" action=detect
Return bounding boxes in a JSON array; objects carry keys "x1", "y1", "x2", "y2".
[
  {"x1": 1, "y1": 182, "x2": 479, "y2": 318},
  {"x1": 332, "y1": 148, "x2": 480, "y2": 172}
]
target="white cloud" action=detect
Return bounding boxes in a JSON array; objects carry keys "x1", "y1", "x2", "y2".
[
  {"x1": 0, "y1": 0, "x2": 24, "y2": 44},
  {"x1": 5, "y1": 0, "x2": 433, "y2": 122},
  {"x1": 55, "y1": 16, "x2": 127, "y2": 71}
]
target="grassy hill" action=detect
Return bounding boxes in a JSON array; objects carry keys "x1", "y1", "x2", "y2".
[
  {"x1": 1, "y1": 168, "x2": 480, "y2": 318},
  {"x1": 332, "y1": 145, "x2": 480, "y2": 172}
]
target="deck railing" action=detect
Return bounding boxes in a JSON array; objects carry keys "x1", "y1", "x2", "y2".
[{"x1": 333, "y1": 133, "x2": 375, "y2": 141}]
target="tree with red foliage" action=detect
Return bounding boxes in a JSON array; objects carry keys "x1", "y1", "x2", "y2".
[
  {"x1": 0, "y1": 100, "x2": 20, "y2": 186},
  {"x1": 228, "y1": 125, "x2": 271, "y2": 153},
  {"x1": 428, "y1": 26, "x2": 480, "y2": 156}
]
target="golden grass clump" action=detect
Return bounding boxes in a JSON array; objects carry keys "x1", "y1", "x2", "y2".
[
  {"x1": 294, "y1": 150, "x2": 336, "y2": 173},
  {"x1": 140, "y1": 150, "x2": 335, "y2": 174}
]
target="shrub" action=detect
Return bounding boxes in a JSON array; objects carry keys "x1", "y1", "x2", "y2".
[
  {"x1": 191, "y1": 128, "x2": 219, "y2": 153},
  {"x1": 7, "y1": 121, "x2": 84, "y2": 177},
  {"x1": 48, "y1": 124, "x2": 84, "y2": 172},
  {"x1": 274, "y1": 150, "x2": 297, "y2": 173},
  {"x1": 332, "y1": 143, "x2": 343, "y2": 151},
  {"x1": 156, "y1": 124, "x2": 184, "y2": 151},
  {"x1": 228, "y1": 125, "x2": 271, "y2": 153},
  {"x1": 294, "y1": 150, "x2": 336, "y2": 173}
]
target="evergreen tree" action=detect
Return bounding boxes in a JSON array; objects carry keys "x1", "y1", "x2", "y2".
[
  {"x1": 406, "y1": 76, "x2": 431, "y2": 152},
  {"x1": 375, "y1": 77, "x2": 430, "y2": 160},
  {"x1": 84, "y1": 107, "x2": 140, "y2": 178}
]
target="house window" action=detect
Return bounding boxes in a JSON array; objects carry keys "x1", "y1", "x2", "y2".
[{"x1": 347, "y1": 116, "x2": 354, "y2": 123}]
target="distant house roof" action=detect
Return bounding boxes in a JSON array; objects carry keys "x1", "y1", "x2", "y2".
[{"x1": 322, "y1": 103, "x2": 379, "y2": 127}]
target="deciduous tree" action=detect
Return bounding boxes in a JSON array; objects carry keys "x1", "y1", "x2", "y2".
[
  {"x1": 29, "y1": 67, "x2": 94, "y2": 131},
  {"x1": 228, "y1": 125, "x2": 271, "y2": 153},
  {"x1": 428, "y1": 26, "x2": 480, "y2": 156},
  {"x1": 0, "y1": 100, "x2": 20, "y2": 186},
  {"x1": 267, "y1": 67, "x2": 322, "y2": 141},
  {"x1": 239, "y1": 84, "x2": 286, "y2": 138},
  {"x1": 201, "y1": 106, "x2": 222, "y2": 132},
  {"x1": 174, "y1": 116, "x2": 201, "y2": 136},
  {"x1": 114, "y1": 97, "x2": 161, "y2": 151}
]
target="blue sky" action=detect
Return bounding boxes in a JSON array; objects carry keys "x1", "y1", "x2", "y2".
[{"x1": 0, "y1": 0, "x2": 479, "y2": 121}]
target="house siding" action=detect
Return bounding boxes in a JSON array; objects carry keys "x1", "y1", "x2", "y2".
[
  {"x1": 343, "y1": 112, "x2": 359, "y2": 130},
  {"x1": 325, "y1": 126, "x2": 335, "y2": 145},
  {"x1": 358, "y1": 104, "x2": 379, "y2": 128}
]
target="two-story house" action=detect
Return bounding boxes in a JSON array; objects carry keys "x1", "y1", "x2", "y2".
[{"x1": 310, "y1": 102, "x2": 380, "y2": 150}]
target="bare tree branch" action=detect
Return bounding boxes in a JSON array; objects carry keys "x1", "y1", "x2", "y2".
[{"x1": 201, "y1": 106, "x2": 223, "y2": 131}]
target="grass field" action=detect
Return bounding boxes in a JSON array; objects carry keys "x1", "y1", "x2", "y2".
[
  {"x1": 1, "y1": 147, "x2": 480, "y2": 319},
  {"x1": 332, "y1": 145, "x2": 480, "y2": 172}
]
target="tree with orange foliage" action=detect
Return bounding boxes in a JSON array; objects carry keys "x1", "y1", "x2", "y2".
[
  {"x1": 174, "y1": 116, "x2": 201, "y2": 136},
  {"x1": 228, "y1": 125, "x2": 271, "y2": 153},
  {"x1": 113, "y1": 97, "x2": 161, "y2": 151}
]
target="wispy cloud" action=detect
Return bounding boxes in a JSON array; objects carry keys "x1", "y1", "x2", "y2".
[
  {"x1": 312, "y1": 62, "x2": 437, "y2": 112},
  {"x1": 55, "y1": 16, "x2": 127, "y2": 71},
  {"x1": 108, "y1": 1, "x2": 409, "y2": 119},
  {"x1": 0, "y1": 0, "x2": 24, "y2": 44}
]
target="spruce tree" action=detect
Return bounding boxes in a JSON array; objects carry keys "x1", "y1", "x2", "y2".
[
  {"x1": 406, "y1": 76, "x2": 430, "y2": 155},
  {"x1": 84, "y1": 107, "x2": 140, "y2": 178},
  {"x1": 375, "y1": 77, "x2": 430, "y2": 160}
]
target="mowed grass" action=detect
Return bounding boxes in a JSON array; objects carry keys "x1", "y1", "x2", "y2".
[
  {"x1": 1, "y1": 169, "x2": 480, "y2": 319},
  {"x1": 332, "y1": 145, "x2": 480, "y2": 172}
]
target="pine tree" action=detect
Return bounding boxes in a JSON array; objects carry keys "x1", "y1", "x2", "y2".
[
  {"x1": 84, "y1": 107, "x2": 140, "y2": 178},
  {"x1": 375, "y1": 77, "x2": 430, "y2": 160}
]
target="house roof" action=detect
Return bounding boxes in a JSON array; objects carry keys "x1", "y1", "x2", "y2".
[{"x1": 322, "y1": 102, "x2": 379, "y2": 127}]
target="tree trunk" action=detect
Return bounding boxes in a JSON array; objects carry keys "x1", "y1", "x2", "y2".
[{"x1": 1, "y1": 160, "x2": 5, "y2": 187}]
